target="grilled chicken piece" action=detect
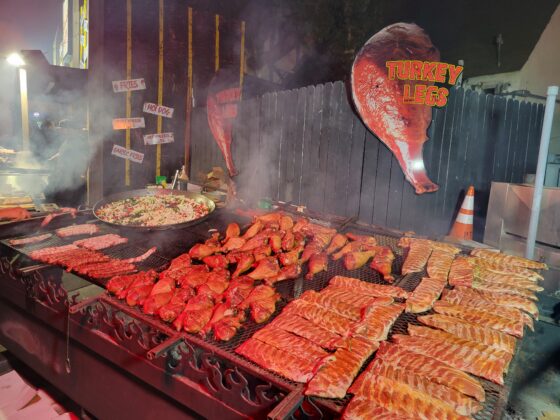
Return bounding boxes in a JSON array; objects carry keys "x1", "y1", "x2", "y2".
[
  {"x1": 108, "y1": 271, "x2": 157, "y2": 295},
  {"x1": 326, "y1": 233, "x2": 348, "y2": 255},
  {"x1": 220, "y1": 276, "x2": 255, "y2": 306},
  {"x1": 266, "y1": 264, "x2": 302, "y2": 285},
  {"x1": 143, "y1": 290, "x2": 175, "y2": 315},
  {"x1": 346, "y1": 232, "x2": 377, "y2": 245},
  {"x1": 126, "y1": 283, "x2": 156, "y2": 307},
  {"x1": 178, "y1": 294, "x2": 215, "y2": 333},
  {"x1": 370, "y1": 246, "x2": 395, "y2": 282},
  {"x1": 278, "y1": 249, "x2": 301, "y2": 266},
  {"x1": 332, "y1": 241, "x2": 375, "y2": 260},
  {"x1": 197, "y1": 272, "x2": 230, "y2": 299},
  {"x1": 279, "y1": 215, "x2": 294, "y2": 231},
  {"x1": 221, "y1": 236, "x2": 246, "y2": 252},
  {"x1": 213, "y1": 313, "x2": 245, "y2": 341},
  {"x1": 301, "y1": 241, "x2": 324, "y2": 263},
  {"x1": 257, "y1": 212, "x2": 283, "y2": 224},
  {"x1": 117, "y1": 271, "x2": 158, "y2": 300},
  {"x1": 158, "y1": 287, "x2": 195, "y2": 322},
  {"x1": 242, "y1": 219, "x2": 264, "y2": 239},
  {"x1": 205, "y1": 232, "x2": 221, "y2": 247},
  {"x1": 281, "y1": 229, "x2": 295, "y2": 251},
  {"x1": 189, "y1": 243, "x2": 219, "y2": 260},
  {"x1": 176, "y1": 265, "x2": 210, "y2": 288},
  {"x1": 253, "y1": 245, "x2": 273, "y2": 262},
  {"x1": 168, "y1": 253, "x2": 192, "y2": 269},
  {"x1": 248, "y1": 257, "x2": 280, "y2": 280},
  {"x1": 239, "y1": 235, "x2": 268, "y2": 252},
  {"x1": 223, "y1": 222, "x2": 240, "y2": 242},
  {"x1": 269, "y1": 232, "x2": 283, "y2": 253},
  {"x1": 232, "y1": 253, "x2": 255, "y2": 277},
  {"x1": 202, "y1": 301, "x2": 235, "y2": 335},
  {"x1": 240, "y1": 285, "x2": 281, "y2": 323},
  {"x1": 306, "y1": 252, "x2": 328, "y2": 279},
  {"x1": 202, "y1": 254, "x2": 229, "y2": 269},
  {"x1": 344, "y1": 250, "x2": 375, "y2": 270}
]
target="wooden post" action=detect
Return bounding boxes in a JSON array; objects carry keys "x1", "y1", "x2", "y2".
[{"x1": 184, "y1": 7, "x2": 193, "y2": 173}]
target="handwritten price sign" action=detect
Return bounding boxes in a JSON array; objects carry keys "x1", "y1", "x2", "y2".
[
  {"x1": 112, "y1": 118, "x2": 145, "y2": 130},
  {"x1": 111, "y1": 144, "x2": 144, "y2": 163},
  {"x1": 144, "y1": 132, "x2": 174, "y2": 145},
  {"x1": 112, "y1": 78, "x2": 146, "y2": 92},
  {"x1": 143, "y1": 102, "x2": 174, "y2": 118}
]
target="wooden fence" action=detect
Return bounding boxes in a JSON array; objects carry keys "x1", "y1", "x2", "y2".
[{"x1": 190, "y1": 82, "x2": 544, "y2": 240}]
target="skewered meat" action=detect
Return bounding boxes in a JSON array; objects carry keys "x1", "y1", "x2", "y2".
[
  {"x1": 426, "y1": 250, "x2": 455, "y2": 280},
  {"x1": 451, "y1": 286, "x2": 539, "y2": 319},
  {"x1": 326, "y1": 233, "x2": 348, "y2": 255},
  {"x1": 269, "y1": 313, "x2": 341, "y2": 350},
  {"x1": 433, "y1": 301, "x2": 524, "y2": 338},
  {"x1": 283, "y1": 299, "x2": 354, "y2": 335},
  {"x1": 375, "y1": 342, "x2": 485, "y2": 402},
  {"x1": 349, "y1": 375, "x2": 470, "y2": 419},
  {"x1": 369, "y1": 246, "x2": 395, "y2": 282},
  {"x1": 342, "y1": 399, "x2": 415, "y2": 420},
  {"x1": 306, "y1": 252, "x2": 328, "y2": 279},
  {"x1": 474, "y1": 266, "x2": 543, "y2": 292},
  {"x1": 73, "y1": 234, "x2": 128, "y2": 250},
  {"x1": 202, "y1": 254, "x2": 229, "y2": 269},
  {"x1": 55, "y1": 223, "x2": 98, "y2": 237},
  {"x1": 441, "y1": 288, "x2": 534, "y2": 330},
  {"x1": 350, "y1": 359, "x2": 482, "y2": 416},
  {"x1": 158, "y1": 287, "x2": 195, "y2": 322},
  {"x1": 232, "y1": 253, "x2": 254, "y2": 277},
  {"x1": 351, "y1": 23, "x2": 441, "y2": 194},
  {"x1": 223, "y1": 222, "x2": 240, "y2": 242},
  {"x1": 252, "y1": 327, "x2": 328, "y2": 361},
  {"x1": 401, "y1": 239, "x2": 432, "y2": 274},
  {"x1": 471, "y1": 248, "x2": 547, "y2": 269},
  {"x1": 393, "y1": 331, "x2": 510, "y2": 385},
  {"x1": 266, "y1": 264, "x2": 302, "y2": 285},
  {"x1": 405, "y1": 277, "x2": 446, "y2": 313},
  {"x1": 329, "y1": 276, "x2": 409, "y2": 299},
  {"x1": 471, "y1": 257, "x2": 543, "y2": 281},
  {"x1": 240, "y1": 285, "x2": 281, "y2": 323},
  {"x1": 247, "y1": 257, "x2": 280, "y2": 280},
  {"x1": 235, "y1": 338, "x2": 321, "y2": 383},
  {"x1": 305, "y1": 337, "x2": 379, "y2": 399},
  {"x1": 343, "y1": 250, "x2": 375, "y2": 270},
  {"x1": 352, "y1": 304, "x2": 404, "y2": 341},
  {"x1": 9, "y1": 233, "x2": 52, "y2": 246},
  {"x1": 418, "y1": 314, "x2": 516, "y2": 354},
  {"x1": 448, "y1": 256, "x2": 473, "y2": 287},
  {"x1": 188, "y1": 243, "x2": 218, "y2": 259}
]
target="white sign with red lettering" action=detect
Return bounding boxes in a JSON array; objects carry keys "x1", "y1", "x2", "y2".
[
  {"x1": 112, "y1": 117, "x2": 145, "y2": 130},
  {"x1": 112, "y1": 78, "x2": 146, "y2": 92},
  {"x1": 143, "y1": 102, "x2": 174, "y2": 118},
  {"x1": 111, "y1": 144, "x2": 144, "y2": 163},
  {"x1": 143, "y1": 132, "x2": 175, "y2": 145}
]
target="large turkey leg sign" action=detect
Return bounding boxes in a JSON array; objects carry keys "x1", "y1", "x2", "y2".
[
  {"x1": 207, "y1": 71, "x2": 241, "y2": 178},
  {"x1": 351, "y1": 23, "x2": 440, "y2": 194}
]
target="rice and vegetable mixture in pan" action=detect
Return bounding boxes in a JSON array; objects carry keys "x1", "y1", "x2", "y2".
[{"x1": 96, "y1": 195, "x2": 209, "y2": 227}]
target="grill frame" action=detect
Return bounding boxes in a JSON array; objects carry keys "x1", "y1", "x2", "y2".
[{"x1": 0, "y1": 208, "x2": 521, "y2": 419}]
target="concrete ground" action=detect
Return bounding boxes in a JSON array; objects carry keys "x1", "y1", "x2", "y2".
[{"x1": 507, "y1": 293, "x2": 560, "y2": 420}]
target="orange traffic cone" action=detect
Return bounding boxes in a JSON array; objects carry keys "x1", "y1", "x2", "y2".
[{"x1": 449, "y1": 186, "x2": 474, "y2": 240}]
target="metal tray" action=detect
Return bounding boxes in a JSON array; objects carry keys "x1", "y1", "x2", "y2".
[{"x1": 92, "y1": 188, "x2": 216, "y2": 231}]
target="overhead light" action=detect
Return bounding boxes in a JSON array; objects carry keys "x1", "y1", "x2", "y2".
[{"x1": 7, "y1": 53, "x2": 25, "y2": 67}]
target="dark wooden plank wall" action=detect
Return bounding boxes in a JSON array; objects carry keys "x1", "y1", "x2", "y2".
[
  {"x1": 101, "y1": 1, "x2": 243, "y2": 194},
  {"x1": 189, "y1": 82, "x2": 544, "y2": 241}
]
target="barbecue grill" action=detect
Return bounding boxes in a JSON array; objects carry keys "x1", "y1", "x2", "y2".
[{"x1": 0, "y1": 207, "x2": 521, "y2": 419}]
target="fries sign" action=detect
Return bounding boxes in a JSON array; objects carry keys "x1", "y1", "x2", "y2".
[
  {"x1": 112, "y1": 78, "x2": 146, "y2": 92},
  {"x1": 143, "y1": 102, "x2": 174, "y2": 118},
  {"x1": 112, "y1": 118, "x2": 145, "y2": 130},
  {"x1": 111, "y1": 145, "x2": 144, "y2": 163}
]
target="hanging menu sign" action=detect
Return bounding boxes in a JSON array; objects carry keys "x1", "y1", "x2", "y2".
[
  {"x1": 143, "y1": 102, "x2": 174, "y2": 118},
  {"x1": 111, "y1": 145, "x2": 144, "y2": 163},
  {"x1": 112, "y1": 118, "x2": 145, "y2": 130},
  {"x1": 112, "y1": 78, "x2": 146, "y2": 92},
  {"x1": 143, "y1": 132, "x2": 175, "y2": 145}
]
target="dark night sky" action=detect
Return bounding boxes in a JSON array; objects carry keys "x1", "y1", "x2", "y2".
[{"x1": 0, "y1": 0, "x2": 61, "y2": 62}]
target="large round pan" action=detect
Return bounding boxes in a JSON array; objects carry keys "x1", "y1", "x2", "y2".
[{"x1": 93, "y1": 188, "x2": 216, "y2": 230}]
